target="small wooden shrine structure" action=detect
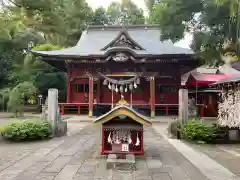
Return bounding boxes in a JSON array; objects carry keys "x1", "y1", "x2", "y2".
[
  {"x1": 181, "y1": 65, "x2": 240, "y2": 117},
  {"x1": 31, "y1": 24, "x2": 199, "y2": 118},
  {"x1": 94, "y1": 96, "x2": 152, "y2": 155}
]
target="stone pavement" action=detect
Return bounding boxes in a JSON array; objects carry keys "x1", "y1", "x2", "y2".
[
  {"x1": 154, "y1": 123, "x2": 240, "y2": 180},
  {"x1": 0, "y1": 121, "x2": 211, "y2": 180},
  {"x1": 185, "y1": 142, "x2": 240, "y2": 178}
]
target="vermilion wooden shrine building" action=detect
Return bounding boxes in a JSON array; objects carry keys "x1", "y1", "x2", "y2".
[{"x1": 32, "y1": 25, "x2": 199, "y2": 117}]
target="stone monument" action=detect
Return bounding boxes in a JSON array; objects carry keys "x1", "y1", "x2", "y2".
[
  {"x1": 179, "y1": 88, "x2": 188, "y2": 124},
  {"x1": 46, "y1": 89, "x2": 67, "y2": 137}
]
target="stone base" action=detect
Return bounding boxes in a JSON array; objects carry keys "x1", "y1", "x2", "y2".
[
  {"x1": 55, "y1": 121, "x2": 67, "y2": 137},
  {"x1": 229, "y1": 130, "x2": 239, "y2": 141},
  {"x1": 106, "y1": 154, "x2": 136, "y2": 170},
  {"x1": 88, "y1": 110, "x2": 93, "y2": 117},
  {"x1": 151, "y1": 111, "x2": 155, "y2": 118}
]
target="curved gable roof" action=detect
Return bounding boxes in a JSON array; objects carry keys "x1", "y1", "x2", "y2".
[
  {"x1": 31, "y1": 25, "x2": 193, "y2": 58},
  {"x1": 94, "y1": 105, "x2": 152, "y2": 127}
]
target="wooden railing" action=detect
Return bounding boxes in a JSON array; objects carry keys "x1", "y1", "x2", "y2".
[
  {"x1": 59, "y1": 103, "x2": 88, "y2": 116},
  {"x1": 58, "y1": 103, "x2": 206, "y2": 119}
]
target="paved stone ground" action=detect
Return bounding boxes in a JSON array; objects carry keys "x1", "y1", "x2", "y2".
[
  {"x1": 185, "y1": 142, "x2": 240, "y2": 178},
  {"x1": 0, "y1": 122, "x2": 209, "y2": 180}
]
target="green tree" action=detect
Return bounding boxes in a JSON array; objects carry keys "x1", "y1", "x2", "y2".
[
  {"x1": 149, "y1": 0, "x2": 237, "y2": 65},
  {"x1": 144, "y1": 0, "x2": 156, "y2": 12},
  {"x1": 0, "y1": 7, "x2": 45, "y2": 88},
  {"x1": 91, "y1": 7, "x2": 110, "y2": 25},
  {"x1": 0, "y1": 88, "x2": 11, "y2": 112},
  {"x1": 7, "y1": 82, "x2": 37, "y2": 117},
  {"x1": 216, "y1": 0, "x2": 239, "y2": 18},
  {"x1": 107, "y1": 0, "x2": 145, "y2": 25},
  {"x1": 24, "y1": 44, "x2": 67, "y2": 97},
  {"x1": 2, "y1": 0, "x2": 93, "y2": 46}
]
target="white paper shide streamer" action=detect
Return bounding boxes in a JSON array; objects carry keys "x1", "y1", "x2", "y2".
[
  {"x1": 218, "y1": 88, "x2": 240, "y2": 128},
  {"x1": 135, "y1": 133, "x2": 140, "y2": 146},
  {"x1": 107, "y1": 132, "x2": 112, "y2": 144}
]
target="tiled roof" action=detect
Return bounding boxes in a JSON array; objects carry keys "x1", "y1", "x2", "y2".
[{"x1": 31, "y1": 25, "x2": 193, "y2": 58}]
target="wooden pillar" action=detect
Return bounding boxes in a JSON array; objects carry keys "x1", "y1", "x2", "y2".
[
  {"x1": 97, "y1": 79, "x2": 101, "y2": 103},
  {"x1": 179, "y1": 88, "x2": 188, "y2": 124},
  {"x1": 67, "y1": 64, "x2": 71, "y2": 103},
  {"x1": 150, "y1": 76, "x2": 155, "y2": 118},
  {"x1": 89, "y1": 76, "x2": 94, "y2": 117}
]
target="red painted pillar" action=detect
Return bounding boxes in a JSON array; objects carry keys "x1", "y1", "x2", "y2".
[
  {"x1": 89, "y1": 76, "x2": 93, "y2": 117},
  {"x1": 67, "y1": 65, "x2": 71, "y2": 103},
  {"x1": 150, "y1": 77, "x2": 155, "y2": 118},
  {"x1": 97, "y1": 79, "x2": 101, "y2": 103},
  {"x1": 166, "y1": 106, "x2": 169, "y2": 116}
]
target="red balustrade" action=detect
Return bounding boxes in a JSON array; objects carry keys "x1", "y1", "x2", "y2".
[{"x1": 58, "y1": 103, "x2": 206, "y2": 119}]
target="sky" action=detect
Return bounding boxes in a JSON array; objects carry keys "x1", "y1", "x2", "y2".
[{"x1": 86, "y1": 0, "x2": 192, "y2": 49}]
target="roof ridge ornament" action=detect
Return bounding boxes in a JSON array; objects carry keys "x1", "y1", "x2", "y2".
[
  {"x1": 101, "y1": 30, "x2": 145, "y2": 51},
  {"x1": 112, "y1": 53, "x2": 129, "y2": 62}
]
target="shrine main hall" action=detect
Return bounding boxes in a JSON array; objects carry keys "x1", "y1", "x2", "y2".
[{"x1": 32, "y1": 25, "x2": 199, "y2": 118}]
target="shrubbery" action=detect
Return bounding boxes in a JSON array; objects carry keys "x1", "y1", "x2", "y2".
[
  {"x1": 168, "y1": 119, "x2": 223, "y2": 143},
  {"x1": 0, "y1": 119, "x2": 52, "y2": 141},
  {"x1": 181, "y1": 120, "x2": 220, "y2": 143}
]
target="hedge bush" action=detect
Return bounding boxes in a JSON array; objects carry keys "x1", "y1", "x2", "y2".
[
  {"x1": 181, "y1": 120, "x2": 220, "y2": 143},
  {"x1": 1, "y1": 119, "x2": 52, "y2": 141}
]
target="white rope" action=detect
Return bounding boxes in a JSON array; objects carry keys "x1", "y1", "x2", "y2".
[{"x1": 97, "y1": 71, "x2": 143, "y2": 85}]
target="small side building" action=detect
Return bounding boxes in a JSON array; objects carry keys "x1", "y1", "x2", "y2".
[
  {"x1": 94, "y1": 99, "x2": 152, "y2": 156},
  {"x1": 181, "y1": 65, "x2": 240, "y2": 118}
]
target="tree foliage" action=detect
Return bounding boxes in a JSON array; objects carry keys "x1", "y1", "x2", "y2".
[
  {"x1": 90, "y1": 0, "x2": 145, "y2": 26},
  {"x1": 7, "y1": 82, "x2": 37, "y2": 116},
  {"x1": 107, "y1": 0, "x2": 145, "y2": 25},
  {"x1": 0, "y1": 0, "x2": 146, "y2": 112},
  {"x1": 149, "y1": 0, "x2": 239, "y2": 65}
]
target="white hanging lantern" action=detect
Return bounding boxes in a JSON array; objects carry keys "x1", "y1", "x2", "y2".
[
  {"x1": 108, "y1": 83, "x2": 111, "y2": 89},
  {"x1": 115, "y1": 85, "x2": 118, "y2": 93}
]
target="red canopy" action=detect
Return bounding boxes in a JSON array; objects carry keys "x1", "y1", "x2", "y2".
[{"x1": 185, "y1": 73, "x2": 231, "y2": 87}]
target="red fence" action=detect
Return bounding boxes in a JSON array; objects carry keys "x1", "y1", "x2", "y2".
[{"x1": 59, "y1": 103, "x2": 206, "y2": 119}]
